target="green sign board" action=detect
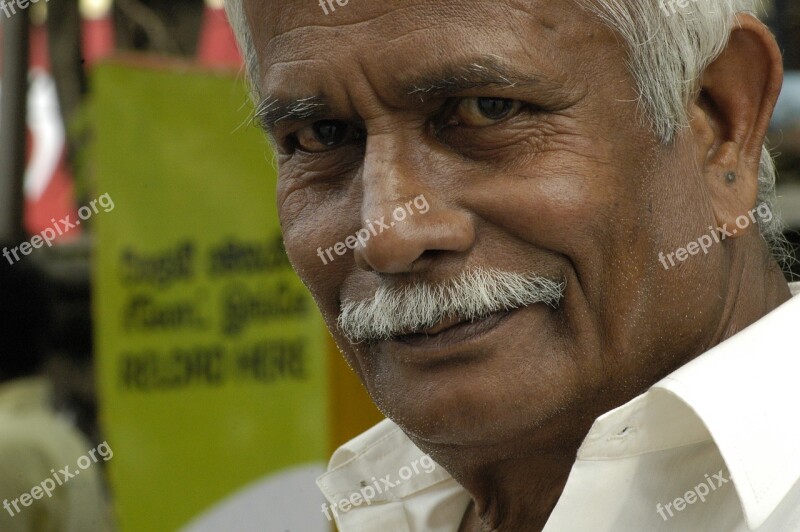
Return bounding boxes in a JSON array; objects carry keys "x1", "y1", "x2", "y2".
[{"x1": 91, "y1": 61, "x2": 328, "y2": 531}]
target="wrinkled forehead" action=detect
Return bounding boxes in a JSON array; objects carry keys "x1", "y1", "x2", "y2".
[{"x1": 242, "y1": 0, "x2": 604, "y2": 101}]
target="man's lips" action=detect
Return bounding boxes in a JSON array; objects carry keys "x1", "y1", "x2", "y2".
[
  {"x1": 413, "y1": 314, "x2": 472, "y2": 336},
  {"x1": 391, "y1": 308, "x2": 519, "y2": 349}
]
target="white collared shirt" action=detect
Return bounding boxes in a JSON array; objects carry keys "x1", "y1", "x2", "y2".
[{"x1": 317, "y1": 282, "x2": 800, "y2": 531}]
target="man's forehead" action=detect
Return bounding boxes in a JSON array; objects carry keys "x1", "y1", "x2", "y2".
[
  {"x1": 243, "y1": 0, "x2": 599, "y2": 109},
  {"x1": 244, "y1": 0, "x2": 587, "y2": 65},
  {"x1": 244, "y1": 0, "x2": 532, "y2": 37}
]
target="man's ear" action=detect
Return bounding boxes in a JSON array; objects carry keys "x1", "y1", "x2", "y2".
[{"x1": 689, "y1": 13, "x2": 783, "y2": 237}]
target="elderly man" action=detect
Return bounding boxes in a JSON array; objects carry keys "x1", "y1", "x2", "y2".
[{"x1": 224, "y1": 0, "x2": 798, "y2": 530}]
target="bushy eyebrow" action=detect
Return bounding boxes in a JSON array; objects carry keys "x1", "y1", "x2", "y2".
[
  {"x1": 255, "y1": 95, "x2": 331, "y2": 132},
  {"x1": 255, "y1": 56, "x2": 559, "y2": 132},
  {"x1": 404, "y1": 57, "x2": 537, "y2": 99}
]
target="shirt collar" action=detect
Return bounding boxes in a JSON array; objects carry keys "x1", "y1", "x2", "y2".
[
  {"x1": 580, "y1": 282, "x2": 800, "y2": 530},
  {"x1": 317, "y1": 419, "x2": 454, "y2": 506}
]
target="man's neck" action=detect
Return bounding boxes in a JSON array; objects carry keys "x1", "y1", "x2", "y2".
[
  {"x1": 454, "y1": 453, "x2": 575, "y2": 532},
  {"x1": 705, "y1": 249, "x2": 792, "y2": 351}
]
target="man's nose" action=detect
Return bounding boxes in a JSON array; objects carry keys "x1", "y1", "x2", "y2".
[{"x1": 354, "y1": 135, "x2": 475, "y2": 274}]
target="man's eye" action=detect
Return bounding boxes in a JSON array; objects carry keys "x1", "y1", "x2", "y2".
[
  {"x1": 451, "y1": 97, "x2": 523, "y2": 127},
  {"x1": 293, "y1": 120, "x2": 362, "y2": 153}
]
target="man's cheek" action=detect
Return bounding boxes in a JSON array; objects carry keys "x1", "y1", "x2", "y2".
[{"x1": 285, "y1": 240, "x2": 347, "y2": 311}]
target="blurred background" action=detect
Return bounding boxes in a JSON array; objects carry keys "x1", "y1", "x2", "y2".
[
  {"x1": 0, "y1": 1, "x2": 798, "y2": 531},
  {"x1": 0, "y1": 1, "x2": 384, "y2": 531}
]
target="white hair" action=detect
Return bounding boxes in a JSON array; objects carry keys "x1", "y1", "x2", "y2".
[
  {"x1": 224, "y1": 0, "x2": 259, "y2": 100},
  {"x1": 337, "y1": 269, "x2": 565, "y2": 342},
  {"x1": 223, "y1": 0, "x2": 788, "y2": 263}
]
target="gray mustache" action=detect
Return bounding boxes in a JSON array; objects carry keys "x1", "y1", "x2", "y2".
[{"x1": 337, "y1": 269, "x2": 565, "y2": 343}]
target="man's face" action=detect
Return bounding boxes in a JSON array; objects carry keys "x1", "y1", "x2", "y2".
[{"x1": 246, "y1": 0, "x2": 728, "y2": 450}]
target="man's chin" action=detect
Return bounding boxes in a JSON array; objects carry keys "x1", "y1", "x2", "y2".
[
  {"x1": 343, "y1": 304, "x2": 583, "y2": 447},
  {"x1": 368, "y1": 355, "x2": 578, "y2": 450},
  {"x1": 382, "y1": 389, "x2": 567, "y2": 453}
]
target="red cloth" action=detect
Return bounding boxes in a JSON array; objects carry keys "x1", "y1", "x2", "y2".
[
  {"x1": 197, "y1": 6, "x2": 242, "y2": 69},
  {"x1": 24, "y1": 25, "x2": 81, "y2": 240},
  {"x1": 29, "y1": 23, "x2": 49, "y2": 70},
  {"x1": 82, "y1": 14, "x2": 115, "y2": 66}
]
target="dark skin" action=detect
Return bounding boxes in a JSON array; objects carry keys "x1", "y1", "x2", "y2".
[{"x1": 242, "y1": 1, "x2": 789, "y2": 530}]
